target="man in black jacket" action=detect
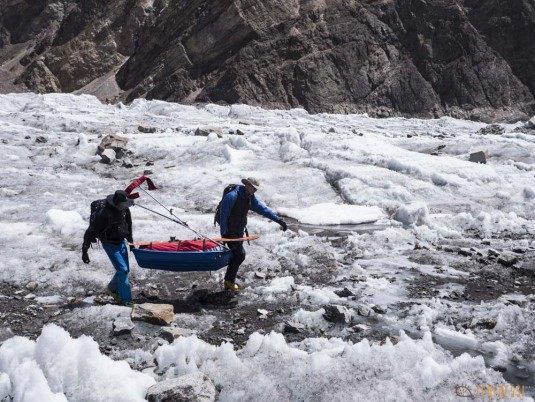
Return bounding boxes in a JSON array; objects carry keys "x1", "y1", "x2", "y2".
[{"x1": 82, "y1": 190, "x2": 134, "y2": 305}]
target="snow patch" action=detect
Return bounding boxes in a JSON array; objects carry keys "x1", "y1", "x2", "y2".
[{"x1": 278, "y1": 203, "x2": 384, "y2": 225}]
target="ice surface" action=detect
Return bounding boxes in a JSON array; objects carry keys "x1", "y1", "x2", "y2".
[
  {"x1": 279, "y1": 203, "x2": 385, "y2": 225},
  {"x1": 153, "y1": 331, "x2": 517, "y2": 402},
  {"x1": 0, "y1": 325, "x2": 154, "y2": 402},
  {"x1": 1, "y1": 93, "x2": 534, "y2": 400}
]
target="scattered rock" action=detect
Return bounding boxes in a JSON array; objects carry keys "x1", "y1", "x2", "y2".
[
  {"x1": 488, "y1": 249, "x2": 500, "y2": 257},
  {"x1": 25, "y1": 282, "x2": 38, "y2": 291},
  {"x1": 357, "y1": 304, "x2": 372, "y2": 317},
  {"x1": 138, "y1": 124, "x2": 157, "y2": 133},
  {"x1": 122, "y1": 158, "x2": 133, "y2": 168},
  {"x1": 526, "y1": 116, "x2": 535, "y2": 129},
  {"x1": 144, "y1": 169, "x2": 154, "y2": 175},
  {"x1": 323, "y1": 304, "x2": 351, "y2": 323},
  {"x1": 35, "y1": 136, "x2": 47, "y2": 143},
  {"x1": 478, "y1": 124, "x2": 504, "y2": 135},
  {"x1": 113, "y1": 317, "x2": 135, "y2": 336},
  {"x1": 141, "y1": 288, "x2": 160, "y2": 300},
  {"x1": 195, "y1": 126, "x2": 223, "y2": 137},
  {"x1": 458, "y1": 248, "x2": 472, "y2": 257},
  {"x1": 131, "y1": 303, "x2": 175, "y2": 326},
  {"x1": 372, "y1": 305, "x2": 387, "y2": 314},
  {"x1": 351, "y1": 324, "x2": 370, "y2": 332},
  {"x1": 236, "y1": 129, "x2": 245, "y2": 135},
  {"x1": 257, "y1": 309, "x2": 270, "y2": 316},
  {"x1": 512, "y1": 248, "x2": 526, "y2": 254},
  {"x1": 334, "y1": 288, "x2": 355, "y2": 298},
  {"x1": 145, "y1": 372, "x2": 216, "y2": 402},
  {"x1": 283, "y1": 321, "x2": 305, "y2": 334},
  {"x1": 159, "y1": 327, "x2": 196, "y2": 343},
  {"x1": 449, "y1": 291, "x2": 461, "y2": 300},
  {"x1": 477, "y1": 319, "x2": 497, "y2": 330},
  {"x1": 100, "y1": 148, "x2": 116, "y2": 164},
  {"x1": 497, "y1": 255, "x2": 519, "y2": 267},
  {"x1": 503, "y1": 297, "x2": 527, "y2": 307},
  {"x1": 469, "y1": 150, "x2": 488, "y2": 164},
  {"x1": 443, "y1": 246, "x2": 460, "y2": 253},
  {"x1": 254, "y1": 272, "x2": 266, "y2": 279}
]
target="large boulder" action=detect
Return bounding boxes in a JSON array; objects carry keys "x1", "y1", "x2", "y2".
[
  {"x1": 97, "y1": 134, "x2": 129, "y2": 156},
  {"x1": 323, "y1": 304, "x2": 351, "y2": 324},
  {"x1": 131, "y1": 303, "x2": 175, "y2": 326},
  {"x1": 145, "y1": 372, "x2": 216, "y2": 402},
  {"x1": 469, "y1": 150, "x2": 488, "y2": 164}
]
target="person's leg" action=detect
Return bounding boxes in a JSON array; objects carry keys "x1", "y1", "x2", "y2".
[
  {"x1": 103, "y1": 242, "x2": 131, "y2": 303},
  {"x1": 107, "y1": 275, "x2": 119, "y2": 294},
  {"x1": 224, "y1": 241, "x2": 245, "y2": 283}
]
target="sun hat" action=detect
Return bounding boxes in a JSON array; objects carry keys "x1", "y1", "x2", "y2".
[
  {"x1": 106, "y1": 190, "x2": 134, "y2": 210},
  {"x1": 241, "y1": 177, "x2": 260, "y2": 189}
]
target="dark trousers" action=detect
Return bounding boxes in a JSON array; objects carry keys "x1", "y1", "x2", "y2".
[{"x1": 224, "y1": 241, "x2": 246, "y2": 283}]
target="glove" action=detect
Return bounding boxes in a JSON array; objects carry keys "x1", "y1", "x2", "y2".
[
  {"x1": 82, "y1": 248, "x2": 90, "y2": 264},
  {"x1": 278, "y1": 220, "x2": 288, "y2": 231}
]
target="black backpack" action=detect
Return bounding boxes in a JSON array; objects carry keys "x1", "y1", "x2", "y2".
[
  {"x1": 89, "y1": 199, "x2": 108, "y2": 242},
  {"x1": 214, "y1": 184, "x2": 238, "y2": 226}
]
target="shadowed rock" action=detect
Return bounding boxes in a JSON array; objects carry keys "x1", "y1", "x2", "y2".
[{"x1": 1, "y1": 0, "x2": 534, "y2": 119}]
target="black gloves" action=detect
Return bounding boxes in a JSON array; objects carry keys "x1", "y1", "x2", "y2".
[
  {"x1": 278, "y1": 219, "x2": 288, "y2": 231},
  {"x1": 82, "y1": 247, "x2": 90, "y2": 264}
]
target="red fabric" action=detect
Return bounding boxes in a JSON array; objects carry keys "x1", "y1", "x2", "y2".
[
  {"x1": 139, "y1": 240, "x2": 220, "y2": 252},
  {"x1": 125, "y1": 176, "x2": 157, "y2": 199}
]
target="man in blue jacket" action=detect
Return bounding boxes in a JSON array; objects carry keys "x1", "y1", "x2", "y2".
[{"x1": 219, "y1": 178, "x2": 287, "y2": 293}]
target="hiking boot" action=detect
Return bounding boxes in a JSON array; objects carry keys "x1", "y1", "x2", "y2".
[
  {"x1": 121, "y1": 300, "x2": 135, "y2": 307},
  {"x1": 104, "y1": 288, "x2": 120, "y2": 303},
  {"x1": 224, "y1": 281, "x2": 242, "y2": 293}
]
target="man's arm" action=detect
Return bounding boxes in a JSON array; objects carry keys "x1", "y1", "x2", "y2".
[
  {"x1": 220, "y1": 190, "x2": 237, "y2": 235},
  {"x1": 250, "y1": 196, "x2": 281, "y2": 222},
  {"x1": 82, "y1": 211, "x2": 108, "y2": 250}
]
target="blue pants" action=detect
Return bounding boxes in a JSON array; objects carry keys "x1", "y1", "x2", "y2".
[{"x1": 102, "y1": 242, "x2": 131, "y2": 303}]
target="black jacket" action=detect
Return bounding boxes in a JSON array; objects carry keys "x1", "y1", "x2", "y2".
[{"x1": 83, "y1": 204, "x2": 132, "y2": 249}]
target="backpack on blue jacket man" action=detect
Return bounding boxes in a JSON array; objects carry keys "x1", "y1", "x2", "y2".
[
  {"x1": 219, "y1": 178, "x2": 287, "y2": 293},
  {"x1": 82, "y1": 190, "x2": 134, "y2": 305}
]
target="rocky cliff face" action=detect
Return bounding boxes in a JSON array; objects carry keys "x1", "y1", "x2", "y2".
[{"x1": 1, "y1": 0, "x2": 534, "y2": 119}]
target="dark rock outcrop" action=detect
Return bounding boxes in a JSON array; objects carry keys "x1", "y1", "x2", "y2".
[{"x1": 1, "y1": 0, "x2": 534, "y2": 119}]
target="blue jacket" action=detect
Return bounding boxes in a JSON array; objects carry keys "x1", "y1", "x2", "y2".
[{"x1": 220, "y1": 185, "x2": 280, "y2": 235}]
